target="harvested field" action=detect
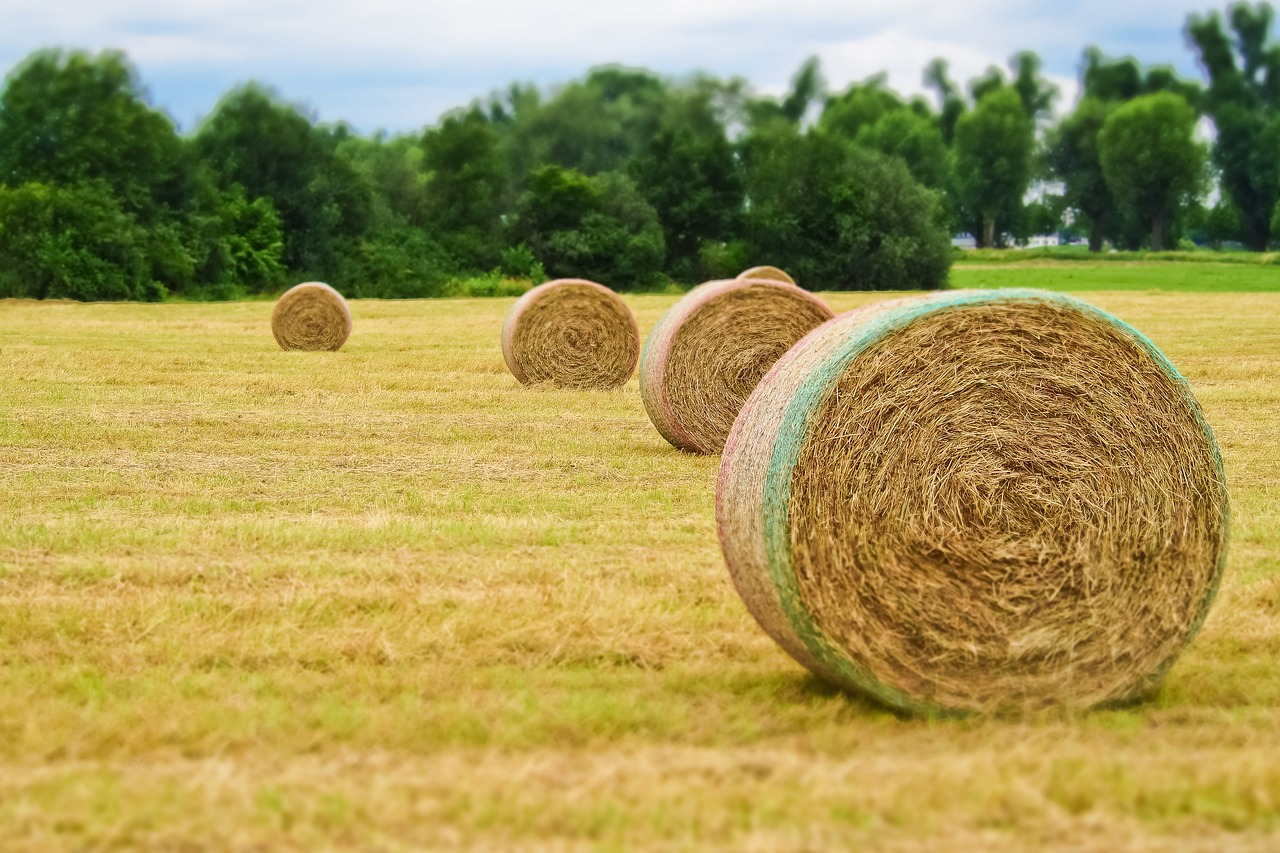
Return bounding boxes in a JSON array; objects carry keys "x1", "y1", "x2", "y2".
[{"x1": 1, "y1": 284, "x2": 1278, "y2": 850}]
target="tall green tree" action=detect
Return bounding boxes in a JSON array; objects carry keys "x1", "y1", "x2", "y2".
[
  {"x1": 420, "y1": 108, "x2": 510, "y2": 271},
  {"x1": 924, "y1": 59, "x2": 966, "y2": 145},
  {"x1": 497, "y1": 66, "x2": 671, "y2": 181},
  {"x1": 0, "y1": 49, "x2": 190, "y2": 216},
  {"x1": 0, "y1": 181, "x2": 157, "y2": 300},
  {"x1": 851, "y1": 109, "x2": 950, "y2": 189},
  {"x1": 1187, "y1": 2, "x2": 1280, "y2": 249},
  {"x1": 924, "y1": 53, "x2": 1053, "y2": 240},
  {"x1": 820, "y1": 72, "x2": 950, "y2": 190},
  {"x1": 507, "y1": 165, "x2": 665, "y2": 288},
  {"x1": 820, "y1": 74, "x2": 904, "y2": 139},
  {"x1": 630, "y1": 92, "x2": 743, "y2": 281},
  {"x1": 1082, "y1": 48, "x2": 1201, "y2": 103},
  {"x1": 195, "y1": 84, "x2": 372, "y2": 279},
  {"x1": 741, "y1": 125, "x2": 950, "y2": 290},
  {"x1": 1098, "y1": 93, "x2": 1205, "y2": 250},
  {"x1": 1049, "y1": 49, "x2": 1201, "y2": 252},
  {"x1": 749, "y1": 57, "x2": 826, "y2": 128},
  {"x1": 0, "y1": 49, "x2": 204, "y2": 291},
  {"x1": 952, "y1": 86, "x2": 1035, "y2": 247},
  {"x1": 1046, "y1": 97, "x2": 1115, "y2": 251}
]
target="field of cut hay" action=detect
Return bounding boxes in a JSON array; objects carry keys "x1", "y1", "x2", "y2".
[{"x1": 1, "y1": 281, "x2": 1279, "y2": 850}]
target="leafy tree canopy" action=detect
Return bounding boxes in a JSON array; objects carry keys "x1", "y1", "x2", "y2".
[{"x1": 1187, "y1": 1, "x2": 1280, "y2": 248}]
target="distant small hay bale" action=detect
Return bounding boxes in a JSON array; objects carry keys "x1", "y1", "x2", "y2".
[
  {"x1": 640, "y1": 279, "x2": 834, "y2": 454},
  {"x1": 717, "y1": 289, "x2": 1230, "y2": 715},
  {"x1": 501, "y1": 278, "x2": 640, "y2": 389},
  {"x1": 271, "y1": 282, "x2": 352, "y2": 352},
  {"x1": 737, "y1": 265, "x2": 796, "y2": 286}
]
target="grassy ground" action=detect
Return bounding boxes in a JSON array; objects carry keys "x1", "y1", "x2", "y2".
[
  {"x1": 954, "y1": 247, "x2": 1280, "y2": 266},
  {"x1": 2, "y1": 275, "x2": 1279, "y2": 849},
  {"x1": 952, "y1": 260, "x2": 1280, "y2": 292}
]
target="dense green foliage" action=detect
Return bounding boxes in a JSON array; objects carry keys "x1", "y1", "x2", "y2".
[
  {"x1": 743, "y1": 127, "x2": 950, "y2": 289},
  {"x1": 1098, "y1": 94, "x2": 1205, "y2": 251},
  {"x1": 1188, "y1": 3, "x2": 1280, "y2": 250},
  {"x1": 953, "y1": 87, "x2": 1035, "y2": 248},
  {"x1": 1048, "y1": 51, "x2": 1208, "y2": 251},
  {"x1": 1, "y1": 3, "x2": 1279, "y2": 301},
  {"x1": 195, "y1": 85, "x2": 372, "y2": 280},
  {"x1": 0, "y1": 181, "x2": 157, "y2": 300},
  {"x1": 0, "y1": 50, "x2": 283, "y2": 299},
  {"x1": 507, "y1": 166, "x2": 666, "y2": 288}
]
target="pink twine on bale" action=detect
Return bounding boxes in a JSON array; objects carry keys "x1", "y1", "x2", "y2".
[{"x1": 639, "y1": 278, "x2": 834, "y2": 454}]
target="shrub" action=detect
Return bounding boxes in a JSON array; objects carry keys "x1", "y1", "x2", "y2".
[
  {"x1": 697, "y1": 239, "x2": 751, "y2": 283},
  {"x1": 0, "y1": 181, "x2": 163, "y2": 301},
  {"x1": 507, "y1": 166, "x2": 666, "y2": 290},
  {"x1": 448, "y1": 271, "x2": 534, "y2": 298},
  {"x1": 744, "y1": 131, "x2": 951, "y2": 290},
  {"x1": 499, "y1": 244, "x2": 547, "y2": 284},
  {"x1": 339, "y1": 227, "x2": 452, "y2": 298}
]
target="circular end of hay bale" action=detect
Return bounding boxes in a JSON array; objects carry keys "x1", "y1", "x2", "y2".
[
  {"x1": 640, "y1": 279, "x2": 835, "y2": 454},
  {"x1": 501, "y1": 279, "x2": 639, "y2": 389},
  {"x1": 717, "y1": 289, "x2": 1229, "y2": 715},
  {"x1": 271, "y1": 282, "x2": 352, "y2": 352},
  {"x1": 737, "y1": 265, "x2": 796, "y2": 286}
]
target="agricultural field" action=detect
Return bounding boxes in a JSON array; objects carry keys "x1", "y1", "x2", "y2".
[
  {"x1": 1, "y1": 263, "x2": 1279, "y2": 850},
  {"x1": 953, "y1": 259, "x2": 1280, "y2": 292}
]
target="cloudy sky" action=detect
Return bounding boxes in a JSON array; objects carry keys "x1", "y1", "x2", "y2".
[{"x1": 0, "y1": 0, "x2": 1217, "y2": 134}]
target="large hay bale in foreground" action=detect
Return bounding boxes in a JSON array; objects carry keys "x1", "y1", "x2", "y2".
[
  {"x1": 737, "y1": 265, "x2": 796, "y2": 286},
  {"x1": 271, "y1": 282, "x2": 352, "y2": 352},
  {"x1": 718, "y1": 289, "x2": 1229, "y2": 715},
  {"x1": 640, "y1": 279, "x2": 834, "y2": 454},
  {"x1": 501, "y1": 279, "x2": 639, "y2": 389}
]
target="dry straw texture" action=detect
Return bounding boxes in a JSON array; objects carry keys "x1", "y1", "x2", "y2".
[
  {"x1": 271, "y1": 281, "x2": 352, "y2": 352},
  {"x1": 501, "y1": 279, "x2": 640, "y2": 389},
  {"x1": 737, "y1": 265, "x2": 796, "y2": 286},
  {"x1": 640, "y1": 279, "x2": 834, "y2": 454},
  {"x1": 717, "y1": 289, "x2": 1230, "y2": 715}
]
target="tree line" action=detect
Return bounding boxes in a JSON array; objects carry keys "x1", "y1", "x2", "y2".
[{"x1": 0, "y1": 2, "x2": 1277, "y2": 301}]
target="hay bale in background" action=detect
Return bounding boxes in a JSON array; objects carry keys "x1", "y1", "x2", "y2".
[
  {"x1": 717, "y1": 289, "x2": 1229, "y2": 715},
  {"x1": 737, "y1": 266, "x2": 796, "y2": 286},
  {"x1": 501, "y1": 279, "x2": 639, "y2": 389},
  {"x1": 271, "y1": 282, "x2": 352, "y2": 352},
  {"x1": 640, "y1": 279, "x2": 834, "y2": 454}
]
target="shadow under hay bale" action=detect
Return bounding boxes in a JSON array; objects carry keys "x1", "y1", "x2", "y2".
[
  {"x1": 501, "y1": 278, "x2": 639, "y2": 390},
  {"x1": 271, "y1": 282, "x2": 352, "y2": 352},
  {"x1": 737, "y1": 265, "x2": 796, "y2": 286},
  {"x1": 717, "y1": 289, "x2": 1230, "y2": 716}
]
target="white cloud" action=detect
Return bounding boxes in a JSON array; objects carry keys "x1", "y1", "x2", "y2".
[
  {"x1": 0, "y1": 0, "x2": 1213, "y2": 132},
  {"x1": 819, "y1": 30, "x2": 1001, "y2": 101}
]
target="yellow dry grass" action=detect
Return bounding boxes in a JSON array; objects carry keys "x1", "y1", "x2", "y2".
[{"x1": 1, "y1": 292, "x2": 1278, "y2": 851}]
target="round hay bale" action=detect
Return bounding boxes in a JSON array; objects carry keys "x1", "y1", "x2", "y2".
[
  {"x1": 501, "y1": 279, "x2": 639, "y2": 389},
  {"x1": 717, "y1": 289, "x2": 1229, "y2": 715},
  {"x1": 737, "y1": 265, "x2": 796, "y2": 286},
  {"x1": 271, "y1": 282, "x2": 352, "y2": 352},
  {"x1": 640, "y1": 279, "x2": 834, "y2": 454}
]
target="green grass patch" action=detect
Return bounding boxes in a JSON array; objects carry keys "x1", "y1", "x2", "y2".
[
  {"x1": 950, "y1": 261, "x2": 1280, "y2": 292},
  {"x1": 955, "y1": 246, "x2": 1280, "y2": 265}
]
